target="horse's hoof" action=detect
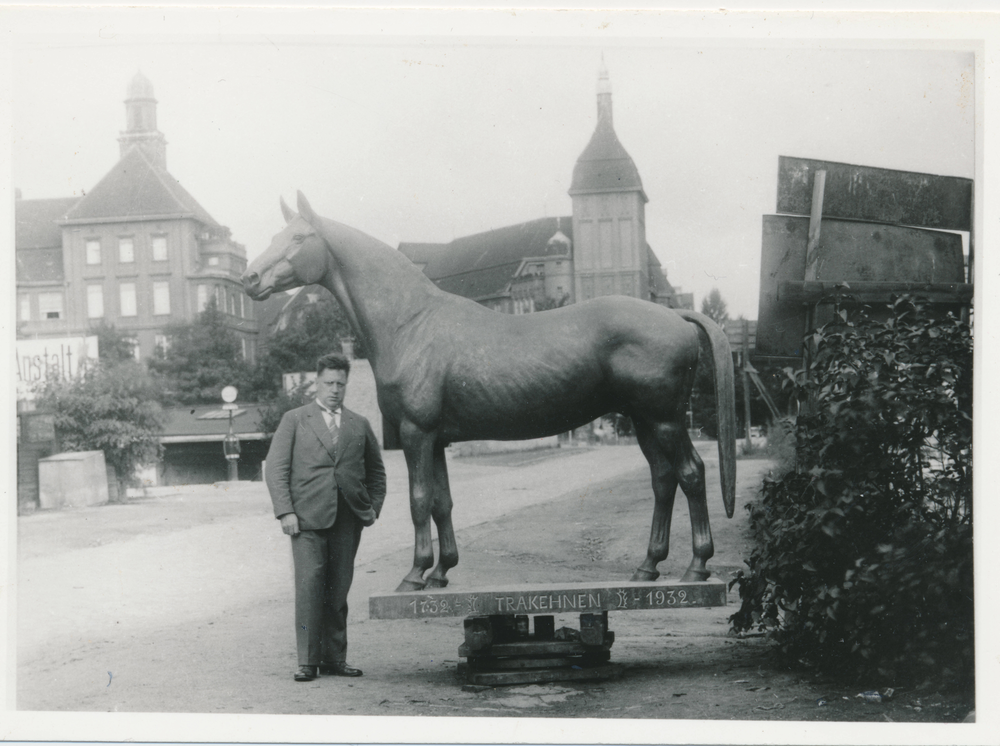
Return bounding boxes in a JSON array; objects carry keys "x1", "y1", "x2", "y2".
[
  {"x1": 395, "y1": 579, "x2": 426, "y2": 592},
  {"x1": 630, "y1": 568, "x2": 660, "y2": 582},
  {"x1": 680, "y1": 568, "x2": 712, "y2": 582},
  {"x1": 424, "y1": 577, "x2": 449, "y2": 589}
]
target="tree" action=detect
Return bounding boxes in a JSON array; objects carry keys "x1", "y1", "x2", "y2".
[
  {"x1": 255, "y1": 380, "x2": 315, "y2": 439},
  {"x1": 700, "y1": 287, "x2": 729, "y2": 327},
  {"x1": 246, "y1": 296, "x2": 360, "y2": 401},
  {"x1": 147, "y1": 299, "x2": 252, "y2": 405},
  {"x1": 90, "y1": 320, "x2": 137, "y2": 364},
  {"x1": 38, "y1": 359, "x2": 165, "y2": 499},
  {"x1": 730, "y1": 298, "x2": 973, "y2": 689},
  {"x1": 534, "y1": 293, "x2": 570, "y2": 312}
]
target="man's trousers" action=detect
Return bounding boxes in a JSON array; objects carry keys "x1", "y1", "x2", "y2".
[{"x1": 290, "y1": 494, "x2": 364, "y2": 666}]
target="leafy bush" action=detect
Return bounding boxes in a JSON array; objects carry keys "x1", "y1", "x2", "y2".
[
  {"x1": 730, "y1": 298, "x2": 973, "y2": 689},
  {"x1": 38, "y1": 360, "x2": 165, "y2": 496}
]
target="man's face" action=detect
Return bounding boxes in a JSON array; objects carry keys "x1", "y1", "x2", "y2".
[{"x1": 315, "y1": 368, "x2": 348, "y2": 411}]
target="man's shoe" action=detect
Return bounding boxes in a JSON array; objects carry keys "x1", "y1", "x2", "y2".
[
  {"x1": 294, "y1": 665, "x2": 318, "y2": 681},
  {"x1": 320, "y1": 662, "x2": 363, "y2": 677}
]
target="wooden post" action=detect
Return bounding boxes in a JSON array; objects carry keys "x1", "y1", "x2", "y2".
[
  {"x1": 802, "y1": 170, "x2": 827, "y2": 399},
  {"x1": 742, "y1": 318, "x2": 752, "y2": 443},
  {"x1": 804, "y1": 170, "x2": 827, "y2": 282}
]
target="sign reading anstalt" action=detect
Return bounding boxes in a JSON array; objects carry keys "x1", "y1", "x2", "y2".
[
  {"x1": 369, "y1": 579, "x2": 726, "y2": 620},
  {"x1": 16, "y1": 336, "x2": 99, "y2": 398}
]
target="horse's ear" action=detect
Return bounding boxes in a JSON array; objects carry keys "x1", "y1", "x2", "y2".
[
  {"x1": 297, "y1": 191, "x2": 318, "y2": 227},
  {"x1": 280, "y1": 196, "x2": 296, "y2": 224}
]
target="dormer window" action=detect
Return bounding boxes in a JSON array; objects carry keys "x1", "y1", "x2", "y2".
[{"x1": 39, "y1": 293, "x2": 63, "y2": 320}]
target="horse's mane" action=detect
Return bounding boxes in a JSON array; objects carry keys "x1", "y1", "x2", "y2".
[{"x1": 313, "y1": 215, "x2": 446, "y2": 296}]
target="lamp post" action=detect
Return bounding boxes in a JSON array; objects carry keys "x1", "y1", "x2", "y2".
[{"x1": 221, "y1": 385, "x2": 241, "y2": 481}]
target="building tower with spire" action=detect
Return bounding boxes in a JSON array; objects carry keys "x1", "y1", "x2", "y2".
[
  {"x1": 16, "y1": 73, "x2": 257, "y2": 366},
  {"x1": 397, "y1": 57, "x2": 686, "y2": 314},
  {"x1": 118, "y1": 71, "x2": 168, "y2": 170},
  {"x1": 568, "y1": 59, "x2": 651, "y2": 303}
]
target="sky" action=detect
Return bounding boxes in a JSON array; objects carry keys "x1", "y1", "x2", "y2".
[{"x1": 9, "y1": 15, "x2": 977, "y2": 320}]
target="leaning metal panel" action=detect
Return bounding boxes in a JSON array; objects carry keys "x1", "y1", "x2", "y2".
[
  {"x1": 776, "y1": 156, "x2": 973, "y2": 232},
  {"x1": 369, "y1": 578, "x2": 726, "y2": 620},
  {"x1": 756, "y1": 214, "x2": 966, "y2": 359}
]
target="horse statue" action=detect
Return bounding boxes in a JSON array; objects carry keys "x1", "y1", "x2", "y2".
[{"x1": 243, "y1": 192, "x2": 736, "y2": 592}]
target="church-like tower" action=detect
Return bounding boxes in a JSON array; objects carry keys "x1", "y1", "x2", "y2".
[
  {"x1": 568, "y1": 59, "x2": 650, "y2": 302},
  {"x1": 118, "y1": 71, "x2": 167, "y2": 170}
]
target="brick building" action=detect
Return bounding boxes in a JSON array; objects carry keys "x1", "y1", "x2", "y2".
[{"x1": 15, "y1": 72, "x2": 257, "y2": 363}]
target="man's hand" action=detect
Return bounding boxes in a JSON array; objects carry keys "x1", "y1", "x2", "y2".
[{"x1": 279, "y1": 513, "x2": 300, "y2": 536}]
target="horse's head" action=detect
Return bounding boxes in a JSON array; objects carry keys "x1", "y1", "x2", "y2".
[{"x1": 241, "y1": 193, "x2": 330, "y2": 301}]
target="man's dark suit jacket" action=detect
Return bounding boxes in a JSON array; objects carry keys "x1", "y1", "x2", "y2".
[{"x1": 265, "y1": 403, "x2": 387, "y2": 528}]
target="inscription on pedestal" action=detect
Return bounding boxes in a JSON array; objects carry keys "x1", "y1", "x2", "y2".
[{"x1": 369, "y1": 578, "x2": 726, "y2": 620}]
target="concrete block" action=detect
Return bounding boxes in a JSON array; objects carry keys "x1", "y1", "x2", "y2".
[{"x1": 38, "y1": 451, "x2": 110, "y2": 509}]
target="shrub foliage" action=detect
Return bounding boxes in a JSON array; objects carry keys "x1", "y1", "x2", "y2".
[
  {"x1": 38, "y1": 359, "x2": 165, "y2": 494},
  {"x1": 730, "y1": 298, "x2": 973, "y2": 689}
]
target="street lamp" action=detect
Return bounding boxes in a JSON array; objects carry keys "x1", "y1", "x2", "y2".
[{"x1": 221, "y1": 385, "x2": 241, "y2": 481}]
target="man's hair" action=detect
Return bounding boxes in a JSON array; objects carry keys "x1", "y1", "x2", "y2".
[{"x1": 317, "y1": 351, "x2": 351, "y2": 377}]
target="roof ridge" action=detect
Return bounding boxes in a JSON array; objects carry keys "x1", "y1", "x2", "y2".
[
  {"x1": 62, "y1": 146, "x2": 220, "y2": 226},
  {"x1": 146, "y1": 152, "x2": 221, "y2": 228},
  {"x1": 449, "y1": 215, "x2": 571, "y2": 244}
]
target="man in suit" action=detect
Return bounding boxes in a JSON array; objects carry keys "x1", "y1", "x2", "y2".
[{"x1": 265, "y1": 352, "x2": 387, "y2": 682}]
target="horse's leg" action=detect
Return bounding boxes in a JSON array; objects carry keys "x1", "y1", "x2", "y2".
[
  {"x1": 631, "y1": 418, "x2": 680, "y2": 582},
  {"x1": 674, "y1": 426, "x2": 714, "y2": 582},
  {"x1": 396, "y1": 420, "x2": 437, "y2": 592},
  {"x1": 424, "y1": 443, "x2": 458, "y2": 588}
]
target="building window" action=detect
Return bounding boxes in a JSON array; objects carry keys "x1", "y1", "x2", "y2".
[
  {"x1": 120, "y1": 283, "x2": 137, "y2": 317},
  {"x1": 39, "y1": 293, "x2": 63, "y2": 319},
  {"x1": 155, "y1": 334, "x2": 170, "y2": 355},
  {"x1": 229, "y1": 291, "x2": 236, "y2": 315},
  {"x1": 119, "y1": 237, "x2": 134, "y2": 263},
  {"x1": 86, "y1": 239, "x2": 101, "y2": 265},
  {"x1": 127, "y1": 337, "x2": 141, "y2": 361},
  {"x1": 19, "y1": 295, "x2": 30, "y2": 321},
  {"x1": 239, "y1": 294, "x2": 245, "y2": 318},
  {"x1": 152, "y1": 235, "x2": 168, "y2": 262},
  {"x1": 87, "y1": 284, "x2": 104, "y2": 318},
  {"x1": 197, "y1": 284, "x2": 208, "y2": 312},
  {"x1": 153, "y1": 281, "x2": 171, "y2": 315},
  {"x1": 208, "y1": 256, "x2": 220, "y2": 266},
  {"x1": 241, "y1": 337, "x2": 248, "y2": 360}
]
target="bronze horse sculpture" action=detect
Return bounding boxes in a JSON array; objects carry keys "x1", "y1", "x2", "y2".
[{"x1": 243, "y1": 192, "x2": 736, "y2": 592}]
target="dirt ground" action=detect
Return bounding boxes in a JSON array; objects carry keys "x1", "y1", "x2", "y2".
[{"x1": 13, "y1": 443, "x2": 976, "y2": 738}]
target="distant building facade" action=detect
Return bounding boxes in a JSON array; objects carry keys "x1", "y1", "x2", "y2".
[
  {"x1": 15, "y1": 72, "x2": 257, "y2": 363},
  {"x1": 399, "y1": 61, "x2": 693, "y2": 313}
]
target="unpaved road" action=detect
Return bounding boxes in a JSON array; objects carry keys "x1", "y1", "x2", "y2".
[{"x1": 12, "y1": 443, "x2": 975, "y2": 741}]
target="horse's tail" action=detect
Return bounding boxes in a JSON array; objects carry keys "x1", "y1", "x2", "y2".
[{"x1": 675, "y1": 309, "x2": 737, "y2": 519}]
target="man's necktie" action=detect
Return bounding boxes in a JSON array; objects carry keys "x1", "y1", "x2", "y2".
[{"x1": 328, "y1": 412, "x2": 339, "y2": 449}]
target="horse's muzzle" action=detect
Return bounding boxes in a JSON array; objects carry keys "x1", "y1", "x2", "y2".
[{"x1": 241, "y1": 271, "x2": 271, "y2": 300}]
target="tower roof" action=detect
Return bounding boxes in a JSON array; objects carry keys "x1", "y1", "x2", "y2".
[
  {"x1": 62, "y1": 146, "x2": 220, "y2": 227},
  {"x1": 569, "y1": 64, "x2": 647, "y2": 201},
  {"x1": 126, "y1": 70, "x2": 156, "y2": 101}
]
